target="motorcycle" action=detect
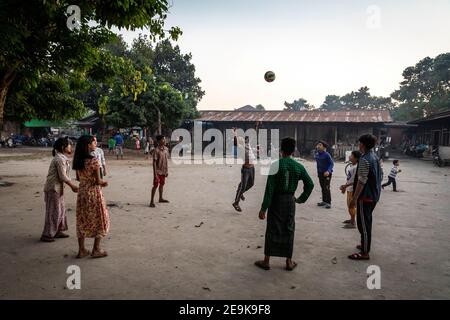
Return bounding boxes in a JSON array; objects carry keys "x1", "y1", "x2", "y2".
[{"x1": 433, "y1": 147, "x2": 444, "y2": 167}]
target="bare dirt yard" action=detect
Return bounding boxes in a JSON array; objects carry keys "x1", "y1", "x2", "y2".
[{"x1": 0, "y1": 147, "x2": 449, "y2": 299}]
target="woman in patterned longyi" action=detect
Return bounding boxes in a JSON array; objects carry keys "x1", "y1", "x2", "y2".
[{"x1": 72, "y1": 135, "x2": 110, "y2": 259}]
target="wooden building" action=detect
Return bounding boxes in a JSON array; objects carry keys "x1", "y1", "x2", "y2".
[
  {"x1": 408, "y1": 109, "x2": 450, "y2": 146},
  {"x1": 195, "y1": 110, "x2": 393, "y2": 157}
]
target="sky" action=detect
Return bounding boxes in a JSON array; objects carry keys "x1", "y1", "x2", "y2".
[{"x1": 117, "y1": 0, "x2": 450, "y2": 110}]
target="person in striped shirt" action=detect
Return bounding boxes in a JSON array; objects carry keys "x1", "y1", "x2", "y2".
[
  {"x1": 348, "y1": 134, "x2": 382, "y2": 261},
  {"x1": 382, "y1": 160, "x2": 401, "y2": 192}
]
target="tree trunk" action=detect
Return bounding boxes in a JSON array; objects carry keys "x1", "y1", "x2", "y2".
[
  {"x1": 156, "y1": 107, "x2": 162, "y2": 135},
  {"x1": 0, "y1": 68, "x2": 17, "y2": 129}
]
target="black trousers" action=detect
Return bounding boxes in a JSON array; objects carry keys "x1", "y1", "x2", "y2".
[
  {"x1": 318, "y1": 174, "x2": 332, "y2": 204},
  {"x1": 357, "y1": 200, "x2": 376, "y2": 254},
  {"x1": 234, "y1": 166, "x2": 255, "y2": 203},
  {"x1": 382, "y1": 177, "x2": 397, "y2": 191}
]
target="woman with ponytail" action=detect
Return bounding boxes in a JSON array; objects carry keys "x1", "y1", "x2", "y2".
[
  {"x1": 73, "y1": 135, "x2": 110, "y2": 259},
  {"x1": 41, "y1": 137, "x2": 79, "y2": 242}
]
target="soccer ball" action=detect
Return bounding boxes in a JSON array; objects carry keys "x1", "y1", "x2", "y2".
[{"x1": 264, "y1": 71, "x2": 275, "y2": 82}]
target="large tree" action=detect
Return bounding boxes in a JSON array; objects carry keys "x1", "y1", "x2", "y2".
[
  {"x1": 318, "y1": 87, "x2": 394, "y2": 111},
  {"x1": 0, "y1": 0, "x2": 181, "y2": 127},
  {"x1": 284, "y1": 98, "x2": 314, "y2": 111},
  {"x1": 391, "y1": 53, "x2": 450, "y2": 120}
]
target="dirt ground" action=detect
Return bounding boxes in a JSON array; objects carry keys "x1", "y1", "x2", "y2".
[{"x1": 0, "y1": 147, "x2": 449, "y2": 300}]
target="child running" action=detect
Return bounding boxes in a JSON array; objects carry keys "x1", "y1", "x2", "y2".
[
  {"x1": 149, "y1": 135, "x2": 169, "y2": 207},
  {"x1": 340, "y1": 151, "x2": 361, "y2": 229},
  {"x1": 382, "y1": 160, "x2": 402, "y2": 192}
]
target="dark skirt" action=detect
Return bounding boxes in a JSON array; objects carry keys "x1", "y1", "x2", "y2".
[{"x1": 264, "y1": 193, "x2": 296, "y2": 258}]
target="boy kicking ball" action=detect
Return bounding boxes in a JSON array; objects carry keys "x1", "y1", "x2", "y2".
[{"x1": 150, "y1": 135, "x2": 170, "y2": 208}]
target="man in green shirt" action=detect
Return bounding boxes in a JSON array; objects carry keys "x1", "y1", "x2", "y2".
[{"x1": 256, "y1": 137, "x2": 314, "y2": 271}]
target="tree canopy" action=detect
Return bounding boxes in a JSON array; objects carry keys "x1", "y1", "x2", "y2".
[{"x1": 0, "y1": 0, "x2": 182, "y2": 126}]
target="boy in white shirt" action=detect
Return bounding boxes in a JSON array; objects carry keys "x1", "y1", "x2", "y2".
[
  {"x1": 382, "y1": 159, "x2": 401, "y2": 192},
  {"x1": 340, "y1": 151, "x2": 361, "y2": 228}
]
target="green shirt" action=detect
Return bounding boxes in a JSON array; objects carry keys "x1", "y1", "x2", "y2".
[
  {"x1": 261, "y1": 157, "x2": 314, "y2": 211},
  {"x1": 108, "y1": 138, "x2": 116, "y2": 148}
]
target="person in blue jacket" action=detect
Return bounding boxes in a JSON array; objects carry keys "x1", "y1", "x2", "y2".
[{"x1": 314, "y1": 140, "x2": 334, "y2": 209}]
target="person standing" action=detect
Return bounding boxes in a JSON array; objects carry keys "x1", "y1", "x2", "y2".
[
  {"x1": 149, "y1": 135, "x2": 169, "y2": 207},
  {"x1": 135, "y1": 136, "x2": 141, "y2": 155},
  {"x1": 114, "y1": 132, "x2": 124, "y2": 160},
  {"x1": 41, "y1": 137, "x2": 79, "y2": 242},
  {"x1": 314, "y1": 140, "x2": 334, "y2": 209},
  {"x1": 92, "y1": 136, "x2": 107, "y2": 178},
  {"x1": 348, "y1": 134, "x2": 382, "y2": 261},
  {"x1": 108, "y1": 136, "x2": 116, "y2": 154},
  {"x1": 340, "y1": 151, "x2": 361, "y2": 229},
  {"x1": 232, "y1": 136, "x2": 256, "y2": 212},
  {"x1": 255, "y1": 137, "x2": 314, "y2": 271},
  {"x1": 73, "y1": 135, "x2": 110, "y2": 259}
]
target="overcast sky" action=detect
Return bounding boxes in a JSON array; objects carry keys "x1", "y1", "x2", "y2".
[{"x1": 117, "y1": 0, "x2": 450, "y2": 110}]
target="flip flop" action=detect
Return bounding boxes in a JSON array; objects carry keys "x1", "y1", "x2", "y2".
[
  {"x1": 40, "y1": 236, "x2": 55, "y2": 242},
  {"x1": 254, "y1": 261, "x2": 270, "y2": 270},
  {"x1": 91, "y1": 251, "x2": 108, "y2": 259},
  {"x1": 348, "y1": 253, "x2": 370, "y2": 260},
  {"x1": 232, "y1": 203, "x2": 242, "y2": 212},
  {"x1": 286, "y1": 261, "x2": 298, "y2": 271},
  {"x1": 55, "y1": 232, "x2": 70, "y2": 238},
  {"x1": 76, "y1": 250, "x2": 91, "y2": 259}
]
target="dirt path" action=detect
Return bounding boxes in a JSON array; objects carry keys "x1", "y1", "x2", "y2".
[{"x1": 0, "y1": 148, "x2": 449, "y2": 299}]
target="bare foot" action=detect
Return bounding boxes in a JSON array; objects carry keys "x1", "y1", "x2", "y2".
[
  {"x1": 76, "y1": 249, "x2": 91, "y2": 259},
  {"x1": 286, "y1": 260, "x2": 298, "y2": 271},
  {"x1": 254, "y1": 260, "x2": 270, "y2": 270}
]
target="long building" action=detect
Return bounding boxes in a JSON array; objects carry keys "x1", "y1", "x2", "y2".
[{"x1": 194, "y1": 110, "x2": 393, "y2": 156}]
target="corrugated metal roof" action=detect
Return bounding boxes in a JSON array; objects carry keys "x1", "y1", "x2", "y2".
[
  {"x1": 408, "y1": 109, "x2": 450, "y2": 124},
  {"x1": 197, "y1": 110, "x2": 392, "y2": 123}
]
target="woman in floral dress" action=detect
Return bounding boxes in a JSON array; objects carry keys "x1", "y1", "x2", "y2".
[{"x1": 72, "y1": 135, "x2": 110, "y2": 259}]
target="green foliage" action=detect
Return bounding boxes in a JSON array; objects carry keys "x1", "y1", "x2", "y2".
[
  {"x1": 0, "y1": 0, "x2": 181, "y2": 124},
  {"x1": 284, "y1": 98, "x2": 314, "y2": 111},
  {"x1": 391, "y1": 53, "x2": 450, "y2": 120}
]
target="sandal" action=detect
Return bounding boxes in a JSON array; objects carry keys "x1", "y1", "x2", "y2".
[
  {"x1": 76, "y1": 250, "x2": 91, "y2": 259},
  {"x1": 348, "y1": 252, "x2": 370, "y2": 260},
  {"x1": 55, "y1": 232, "x2": 70, "y2": 238},
  {"x1": 232, "y1": 203, "x2": 242, "y2": 212},
  {"x1": 286, "y1": 261, "x2": 298, "y2": 271},
  {"x1": 40, "y1": 236, "x2": 55, "y2": 242},
  {"x1": 254, "y1": 261, "x2": 270, "y2": 270},
  {"x1": 91, "y1": 250, "x2": 108, "y2": 259}
]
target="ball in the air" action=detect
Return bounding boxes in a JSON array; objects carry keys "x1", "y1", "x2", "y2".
[{"x1": 264, "y1": 71, "x2": 276, "y2": 82}]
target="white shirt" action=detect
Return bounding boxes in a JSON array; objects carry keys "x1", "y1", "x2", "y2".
[
  {"x1": 346, "y1": 163, "x2": 357, "y2": 192},
  {"x1": 92, "y1": 147, "x2": 106, "y2": 168}
]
